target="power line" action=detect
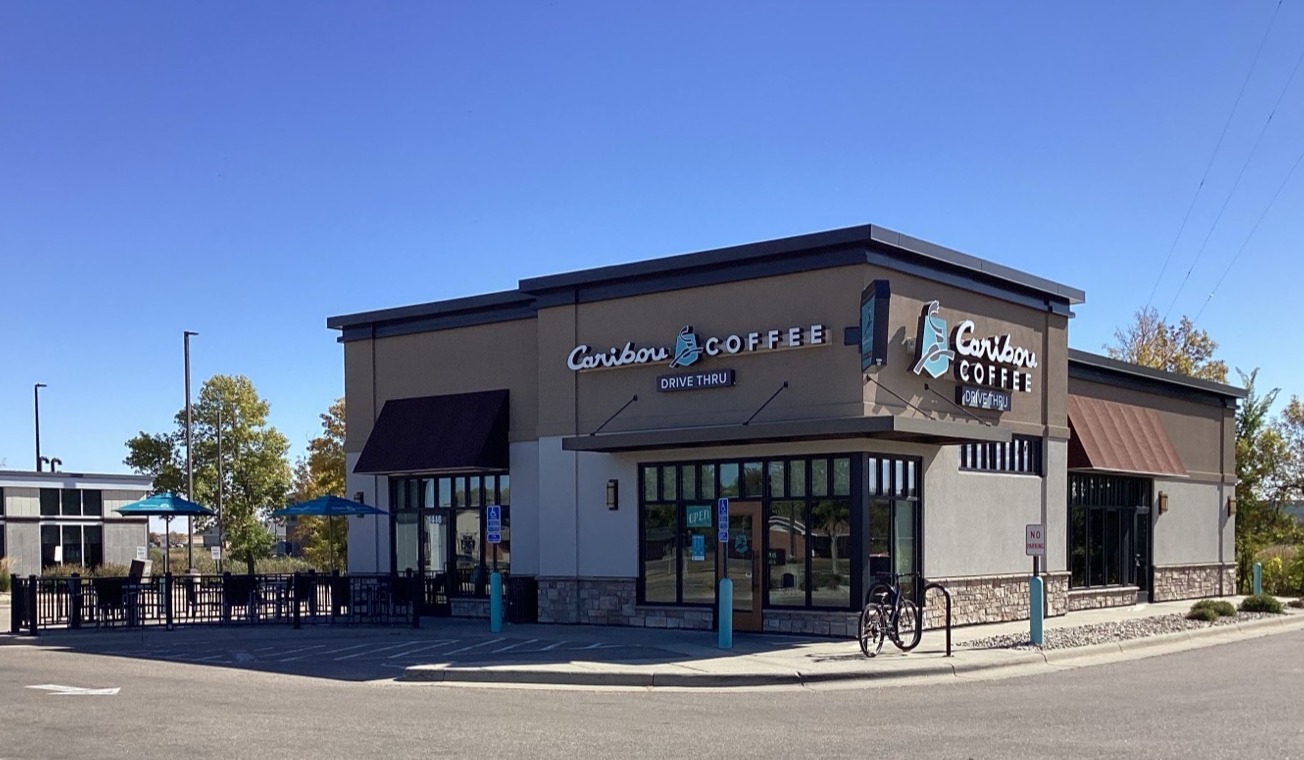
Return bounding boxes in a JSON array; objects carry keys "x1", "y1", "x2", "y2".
[
  {"x1": 1162, "y1": 30, "x2": 1304, "y2": 323},
  {"x1": 1192, "y1": 141, "x2": 1304, "y2": 325},
  {"x1": 1142, "y1": 0, "x2": 1285, "y2": 313}
]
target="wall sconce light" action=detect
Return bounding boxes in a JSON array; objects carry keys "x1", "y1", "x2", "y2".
[
  {"x1": 1157, "y1": 492, "x2": 1168, "y2": 515},
  {"x1": 606, "y1": 479, "x2": 619, "y2": 511},
  {"x1": 1226, "y1": 496, "x2": 1236, "y2": 516},
  {"x1": 353, "y1": 491, "x2": 367, "y2": 519}
]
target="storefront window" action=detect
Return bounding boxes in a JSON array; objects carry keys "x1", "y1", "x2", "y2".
[
  {"x1": 681, "y1": 504, "x2": 716, "y2": 604},
  {"x1": 642, "y1": 503, "x2": 676, "y2": 603},
  {"x1": 390, "y1": 472, "x2": 509, "y2": 593},
  {"x1": 638, "y1": 454, "x2": 921, "y2": 612},
  {"x1": 1068, "y1": 474, "x2": 1149, "y2": 589},
  {"x1": 767, "y1": 501, "x2": 805, "y2": 607},
  {"x1": 810, "y1": 499, "x2": 851, "y2": 608}
]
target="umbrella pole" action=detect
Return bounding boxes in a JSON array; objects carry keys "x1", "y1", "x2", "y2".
[
  {"x1": 164, "y1": 516, "x2": 171, "y2": 575},
  {"x1": 329, "y1": 515, "x2": 337, "y2": 573}
]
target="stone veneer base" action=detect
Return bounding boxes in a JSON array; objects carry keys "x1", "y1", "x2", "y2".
[
  {"x1": 1151, "y1": 563, "x2": 1237, "y2": 602},
  {"x1": 534, "y1": 572, "x2": 1082, "y2": 635}
]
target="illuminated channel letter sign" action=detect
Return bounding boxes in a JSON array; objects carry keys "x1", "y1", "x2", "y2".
[
  {"x1": 567, "y1": 323, "x2": 828, "y2": 372},
  {"x1": 910, "y1": 299, "x2": 1038, "y2": 410}
]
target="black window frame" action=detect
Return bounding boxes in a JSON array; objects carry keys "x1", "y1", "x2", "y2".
[
  {"x1": 960, "y1": 435, "x2": 1043, "y2": 475},
  {"x1": 388, "y1": 471, "x2": 510, "y2": 597},
  {"x1": 637, "y1": 453, "x2": 922, "y2": 612}
]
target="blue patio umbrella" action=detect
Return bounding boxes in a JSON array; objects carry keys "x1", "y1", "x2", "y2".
[
  {"x1": 270, "y1": 495, "x2": 385, "y2": 518},
  {"x1": 115, "y1": 493, "x2": 216, "y2": 574},
  {"x1": 270, "y1": 495, "x2": 385, "y2": 571}
]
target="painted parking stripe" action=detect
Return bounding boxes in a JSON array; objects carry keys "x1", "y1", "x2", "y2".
[
  {"x1": 269, "y1": 644, "x2": 326, "y2": 661},
  {"x1": 443, "y1": 638, "x2": 504, "y2": 656},
  {"x1": 491, "y1": 639, "x2": 539, "y2": 653},
  {"x1": 335, "y1": 642, "x2": 422, "y2": 660},
  {"x1": 386, "y1": 640, "x2": 457, "y2": 658},
  {"x1": 539, "y1": 640, "x2": 569, "y2": 651},
  {"x1": 292, "y1": 642, "x2": 373, "y2": 660}
]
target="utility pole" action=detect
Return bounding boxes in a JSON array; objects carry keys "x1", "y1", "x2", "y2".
[
  {"x1": 184, "y1": 330, "x2": 198, "y2": 570},
  {"x1": 34, "y1": 383, "x2": 47, "y2": 471}
]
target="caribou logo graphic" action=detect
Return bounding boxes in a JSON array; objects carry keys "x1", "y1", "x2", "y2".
[{"x1": 911, "y1": 301, "x2": 955, "y2": 379}]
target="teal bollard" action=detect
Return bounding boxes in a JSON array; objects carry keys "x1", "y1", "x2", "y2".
[
  {"x1": 1029, "y1": 576, "x2": 1044, "y2": 646},
  {"x1": 490, "y1": 572, "x2": 503, "y2": 633},
  {"x1": 718, "y1": 578, "x2": 733, "y2": 650},
  {"x1": 1252, "y1": 562, "x2": 1262, "y2": 596}
]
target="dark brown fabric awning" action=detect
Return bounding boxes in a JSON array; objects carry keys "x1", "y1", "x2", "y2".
[
  {"x1": 1067, "y1": 394, "x2": 1186, "y2": 477},
  {"x1": 354, "y1": 390, "x2": 509, "y2": 475}
]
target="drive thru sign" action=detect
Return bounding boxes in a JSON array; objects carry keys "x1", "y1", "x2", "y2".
[{"x1": 1025, "y1": 524, "x2": 1046, "y2": 557}]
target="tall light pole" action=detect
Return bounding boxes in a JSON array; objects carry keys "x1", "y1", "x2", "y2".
[
  {"x1": 34, "y1": 383, "x2": 47, "y2": 471},
  {"x1": 184, "y1": 330, "x2": 199, "y2": 571}
]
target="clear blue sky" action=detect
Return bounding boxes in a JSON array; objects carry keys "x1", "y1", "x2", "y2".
[{"x1": 3, "y1": 1, "x2": 1302, "y2": 476}]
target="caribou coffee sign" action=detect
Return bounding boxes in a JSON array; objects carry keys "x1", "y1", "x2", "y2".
[
  {"x1": 912, "y1": 300, "x2": 1037, "y2": 399},
  {"x1": 567, "y1": 323, "x2": 828, "y2": 372}
]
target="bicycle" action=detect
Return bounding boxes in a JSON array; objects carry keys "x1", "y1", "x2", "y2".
[{"x1": 857, "y1": 574, "x2": 922, "y2": 657}]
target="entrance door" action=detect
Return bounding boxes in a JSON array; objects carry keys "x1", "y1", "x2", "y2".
[
  {"x1": 719, "y1": 501, "x2": 763, "y2": 632},
  {"x1": 421, "y1": 511, "x2": 451, "y2": 615},
  {"x1": 1133, "y1": 507, "x2": 1152, "y2": 604}
]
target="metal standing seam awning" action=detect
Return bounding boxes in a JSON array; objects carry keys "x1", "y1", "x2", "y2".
[
  {"x1": 1067, "y1": 394, "x2": 1187, "y2": 477},
  {"x1": 354, "y1": 389, "x2": 509, "y2": 475}
]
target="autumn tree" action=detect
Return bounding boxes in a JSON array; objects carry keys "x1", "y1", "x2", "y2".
[
  {"x1": 1106, "y1": 307, "x2": 1228, "y2": 382},
  {"x1": 1232, "y1": 370, "x2": 1296, "y2": 587},
  {"x1": 125, "y1": 375, "x2": 291, "y2": 573},
  {"x1": 288, "y1": 398, "x2": 348, "y2": 570}
]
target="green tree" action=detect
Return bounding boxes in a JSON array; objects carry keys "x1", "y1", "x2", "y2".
[
  {"x1": 124, "y1": 375, "x2": 291, "y2": 573},
  {"x1": 1106, "y1": 307, "x2": 1228, "y2": 382},
  {"x1": 1232, "y1": 369, "x2": 1295, "y2": 589},
  {"x1": 288, "y1": 398, "x2": 348, "y2": 570}
]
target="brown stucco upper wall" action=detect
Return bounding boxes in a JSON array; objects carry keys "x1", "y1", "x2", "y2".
[
  {"x1": 537, "y1": 266, "x2": 866, "y2": 438},
  {"x1": 343, "y1": 318, "x2": 539, "y2": 451},
  {"x1": 1067, "y1": 377, "x2": 1232, "y2": 481},
  {"x1": 869, "y1": 269, "x2": 1060, "y2": 434}
]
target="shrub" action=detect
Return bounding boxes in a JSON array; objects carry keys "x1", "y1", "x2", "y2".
[
  {"x1": 41, "y1": 564, "x2": 91, "y2": 579},
  {"x1": 1239, "y1": 593, "x2": 1285, "y2": 614},
  {"x1": 1190, "y1": 599, "x2": 1237, "y2": 617},
  {"x1": 1185, "y1": 607, "x2": 1220, "y2": 622},
  {"x1": 1288, "y1": 598, "x2": 1304, "y2": 609},
  {"x1": 0, "y1": 557, "x2": 11, "y2": 592}
]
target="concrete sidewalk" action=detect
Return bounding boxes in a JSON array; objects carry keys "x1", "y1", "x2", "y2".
[
  {"x1": 7, "y1": 593, "x2": 1302, "y2": 688},
  {"x1": 400, "y1": 599, "x2": 1304, "y2": 688}
]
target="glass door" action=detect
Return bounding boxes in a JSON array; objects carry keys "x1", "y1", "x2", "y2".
[
  {"x1": 719, "y1": 501, "x2": 763, "y2": 632},
  {"x1": 421, "y1": 510, "x2": 451, "y2": 615}
]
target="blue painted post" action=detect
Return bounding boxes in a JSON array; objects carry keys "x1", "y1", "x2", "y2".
[
  {"x1": 1029, "y1": 576, "x2": 1044, "y2": 646},
  {"x1": 489, "y1": 571, "x2": 503, "y2": 633},
  {"x1": 1252, "y1": 562, "x2": 1262, "y2": 596},
  {"x1": 718, "y1": 578, "x2": 733, "y2": 649}
]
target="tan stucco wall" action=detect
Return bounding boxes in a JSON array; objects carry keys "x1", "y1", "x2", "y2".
[
  {"x1": 1066, "y1": 378, "x2": 1235, "y2": 484},
  {"x1": 344, "y1": 317, "x2": 540, "y2": 451},
  {"x1": 870, "y1": 271, "x2": 1061, "y2": 437}
]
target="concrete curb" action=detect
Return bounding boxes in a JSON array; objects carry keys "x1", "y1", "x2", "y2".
[{"x1": 399, "y1": 613, "x2": 1304, "y2": 688}]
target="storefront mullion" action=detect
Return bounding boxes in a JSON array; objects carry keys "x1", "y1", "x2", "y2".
[{"x1": 637, "y1": 453, "x2": 897, "y2": 614}]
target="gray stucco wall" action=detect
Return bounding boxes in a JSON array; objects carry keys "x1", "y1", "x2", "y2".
[
  {"x1": 923, "y1": 445, "x2": 1044, "y2": 578},
  {"x1": 103, "y1": 522, "x2": 148, "y2": 568},
  {"x1": 5, "y1": 523, "x2": 41, "y2": 577},
  {"x1": 1152, "y1": 477, "x2": 1228, "y2": 567}
]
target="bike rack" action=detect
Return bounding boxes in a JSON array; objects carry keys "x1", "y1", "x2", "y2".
[{"x1": 922, "y1": 581, "x2": 953, "y2": 657}]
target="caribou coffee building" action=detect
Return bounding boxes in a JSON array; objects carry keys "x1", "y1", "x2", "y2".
[{"x1": 329, "y1": 224, "x2": 1241, "y2": 634}]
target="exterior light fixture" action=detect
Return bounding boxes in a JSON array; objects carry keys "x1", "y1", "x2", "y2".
[
  {"x1": 1157, "y1": 492, "x2": 1169, "y2": 515},
  {"x1": 606, "y1": 479, "x2": 619, "y2": 510},
  {"x1": 1226, "y1": 497, "x2": 1236, "y2": 516}
]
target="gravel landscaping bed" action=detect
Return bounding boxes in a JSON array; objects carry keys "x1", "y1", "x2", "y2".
[{"x1": 959, "y1": 612, "x2": 1282, "y2": 651}]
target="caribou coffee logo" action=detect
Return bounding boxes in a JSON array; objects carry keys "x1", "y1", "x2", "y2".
[
  {"x1": 911, "y1": 300, "x2": 1037, "y2": 393},
  {"x1": 566, "y1": 322, "x2": 828, "y2": 372},
  {"x1": 912, "y1": 301, "x2": 954, "y2": 378}
]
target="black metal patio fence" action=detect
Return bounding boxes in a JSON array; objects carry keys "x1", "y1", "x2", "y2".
[{"x1": 8, "y1": 571, "x2": 424, "y2": 635}]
